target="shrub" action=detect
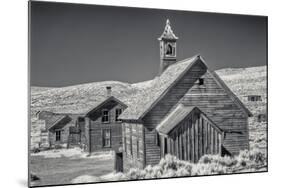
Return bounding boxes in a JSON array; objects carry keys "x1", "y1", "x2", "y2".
[{"x1": 120, "y1": 149, "x2": 266, "y2": 181}]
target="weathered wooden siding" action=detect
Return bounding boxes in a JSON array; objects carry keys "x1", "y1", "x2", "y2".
[
  {"x1": 49, "y1": 120, "x2": 76, "y2": 147},
  {"x1": 163, "y1": 111, "x2": 222, "y2": 162},
  {"x1": 122, "y1": 122, "x2": 145, "y2": 172},
  {"x1": 143, "y1": 61, "x2": 249, "y2": 157},
  {"x1": 85, "y1": 103, "x2": 125, "y2": 153},
  {"x1": 89, "y1": 122, "x2": 122, "y2": 152},
  {"x1": 144, "y1": 128, "x2": 161, "y2": 166}
]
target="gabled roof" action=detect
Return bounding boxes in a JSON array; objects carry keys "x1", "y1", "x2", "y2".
[
  {"x1": 46, "y1": 115, "x2": 70, "y2": 130},
  {"x1": 84, "y1": 96, "x2": 127, "y2": 116},
  {"x1": 156, "y1": 105, "x2": 223, "y2": 135},
  {"x1": 156, "y1": 104, "x2": 194, "y2": 134},
  {"x1": 119, "y1": 54, "x2": 252, "y2": 120},
  {"x1": 119, "y1": 55, "x2": 199, "y2": 120},
  {"x1": 158, "y1": 19, "x2": 178, "y2": 40}
]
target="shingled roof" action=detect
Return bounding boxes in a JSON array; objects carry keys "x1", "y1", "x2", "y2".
[
  {"x1": 156, "y1": 104, "x2": 195, "y2": 134},
  {"x1": 119, "y1": 54, "x2": 252, "y2": 120},
  {"x1": 119, "y1": 55, "x2": 200, "y2": 120},
  {"x1": 84, "y1": 96, "x2": 127, "y2": 116},
  {"x1": 46, "y1": 115, "x2": 69, "y2": 130}
]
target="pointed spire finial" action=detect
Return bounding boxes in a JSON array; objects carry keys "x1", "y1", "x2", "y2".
[
  {"x1": 166, "y1": 19, "x2": 170, "y2": 25},
  {"x1": 158, "y1": 19, "x2": 178, "y2": 40}
]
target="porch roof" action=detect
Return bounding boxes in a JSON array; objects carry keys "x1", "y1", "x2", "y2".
[{"x1": 156, "y1": 104, "x2": 223, "y2": 135}]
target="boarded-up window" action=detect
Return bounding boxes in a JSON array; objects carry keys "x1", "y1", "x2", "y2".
[
  {"x1": 55, "y1": 130, "x2": 61, "y2": 141},
  {"x1": 115, "y1": 108, "x2": 122, "y2": 122},
  {"x1": 102, "y1": 129, "x2": 111, "y2": 147},
  {"x1": 102, "y1": 109, "x2": 109, "y2": 123}
]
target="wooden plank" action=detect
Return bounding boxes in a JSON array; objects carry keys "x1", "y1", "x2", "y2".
[
  {"x1": 194, "y1": 114, "x2": 198, "y2": 162},
  {"x1": 204, "y1": 120, "x2": 208, "y2": 155},
  {"x1": 210, "y1": 126, "x2": 213, "y2": 154},
  {"x1": 206, "y1": 123, "x2": 209, "y2": 154},
  {"x1": 186, "y1": 120, "x2": 190, "y2": 161},
  {"x1": 183, "y1": 122, "x2": 187, "y2": 160},
  {"x1": 202, "y1": 118, "x2": 205, "y2": 156},
  {"x1": 177, "y1": 128, "x2": 182, "y2": 160},
  {"x1": 181, "y1": 127, "x2": 184, "y2": 160},
  {"x1": 214, "y1": 130, "x2": 217, "y2": 154},
  {"x1": 198, "y1": 116, "x2": 202, "y2": 159},
  {"x1": 191, "y1": 115, "x2": 195, "y2": 162},
  {"x1": 218, "y1": 133, "x2": 222, "y2": 155}
]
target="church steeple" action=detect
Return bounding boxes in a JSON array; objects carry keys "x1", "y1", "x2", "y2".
[{"x1": 158, "y1": 19, "x2": 178, "y2": 75}]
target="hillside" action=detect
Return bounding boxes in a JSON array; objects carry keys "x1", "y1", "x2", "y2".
[{"x1": 30, "y1": 66, "x2": 267, "y2": 149}]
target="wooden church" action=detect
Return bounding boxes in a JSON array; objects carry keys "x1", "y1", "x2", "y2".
[{"x1": 119, "y1": 19, "x2": 252, "y2": 171}]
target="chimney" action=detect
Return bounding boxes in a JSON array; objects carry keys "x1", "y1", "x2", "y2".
[{"x1": 106, "y1": 86, "x2": 112, "y2": 97}]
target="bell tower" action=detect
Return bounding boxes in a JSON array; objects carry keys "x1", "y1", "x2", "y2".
[{"x1": 158, "y1": 19, "x2": 178, "y2": 75}]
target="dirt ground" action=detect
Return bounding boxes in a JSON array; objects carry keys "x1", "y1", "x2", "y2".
[{"x1": 30, "y1": 150, "x2": 114, "y2": 187}]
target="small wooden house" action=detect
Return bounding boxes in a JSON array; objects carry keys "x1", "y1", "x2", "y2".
[
  {"x1": 81, "y1": 88, "x2": 127, "y2": 153},
  {"x1": 37, "y1": 87, "x2": 127, "y2": 152},
  {"x1": 119, "y1": 20, "x2": 252, "y2": 171},
  {"x1": 37, "y1": 111, "x2": 82, "y2": 147}
]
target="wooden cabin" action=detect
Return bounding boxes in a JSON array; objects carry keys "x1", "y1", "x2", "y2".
[
  {"x1": 37, "y1": 111, "x2": 82, "y2": 148},
  {"x1": 119, "y1": 20, "x2": 252, "y2": 171},
  {"x1": 37, "y1": 87, "x2": 127, "y2": 153},
  {"x1": 81, "y1": 87, "x2": 127, "y2": 153}
]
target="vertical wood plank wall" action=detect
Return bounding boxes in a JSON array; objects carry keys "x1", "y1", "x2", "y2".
[
  {"x1": 142, "y1": 62, "x2": 249, "y2": 156},
  {"x1": 165, "y1": 112, "x2": 222, "y2": 163},
  {"x1": 122, "y1": 122, "x2": 145, "y2": 172}
]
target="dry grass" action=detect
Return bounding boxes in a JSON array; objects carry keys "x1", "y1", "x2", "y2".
[{"x1": 121, "y1": 149, "x2": 267, "y2": 180}]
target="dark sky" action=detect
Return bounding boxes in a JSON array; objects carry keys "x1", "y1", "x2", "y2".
[{"x1": 30, "y1": 1, "x2": 267, "y2": 87}]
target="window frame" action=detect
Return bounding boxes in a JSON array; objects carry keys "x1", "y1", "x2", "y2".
[
  {"x1": 115, "y1": 108, "x2": 122, "y2": 122},
  {"x1": 165, "y1": 42, "x2": 176, "y2": 57},
  {"x1": 199, "y1": 78, "x2": 204, "y2": 85},
  {"x1": 102, "y1": 129, "x2": 111, "y2": 148},
  {"x1": 55, "y1": 130, "x2": 61, "y2": 142},
  {"x1": 101, "y1": 109, "x2": 109, "y2": 123}
]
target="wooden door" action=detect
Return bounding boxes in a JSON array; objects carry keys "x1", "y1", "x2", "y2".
[{"x1": 114, "y1": 152, "x2": 123, "y2": 172}]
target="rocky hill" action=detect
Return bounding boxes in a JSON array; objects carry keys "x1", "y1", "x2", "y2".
[{"x1": 30, "y1": 66, "x2": 267, "y2": 149}]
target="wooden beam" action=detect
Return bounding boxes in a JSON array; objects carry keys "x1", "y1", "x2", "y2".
[
  {"x1": 191, "y1": 115, "x2": 195, "y2": 162},
  {"x1": 210, "y1": 126, "x2": 213, "y2": 154},
  {"x1": 187, "y1": 119, "x2": 190, "y2": 161},
  {"x1": 183, "y1": 122, "x2": 187, "y2": 160},
  {"x1": 194, "y1": 114, "x2": 198, "y2": 162},
  {"x1": 198, "y1": 116, "x2": 202, "y2": 159}
]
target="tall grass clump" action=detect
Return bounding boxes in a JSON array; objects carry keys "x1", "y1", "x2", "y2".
[{"x1": 123, "y1": 149, "x2": 266, "y2": 180}]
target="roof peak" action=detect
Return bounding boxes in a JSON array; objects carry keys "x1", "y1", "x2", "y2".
[{"x1": 158, "y1": 19, "x2": 178, "y2": 40}]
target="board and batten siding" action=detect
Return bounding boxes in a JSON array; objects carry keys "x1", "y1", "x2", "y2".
[
  {"x1": 163, "y1": 111, "x2": 222, "y2": 163},
  {"x1": 122, "y1": 122, "x2": 145, "y2": 172},
  {"x1": 142, "y1": 61, "x2": 249, "y2": 158}
]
